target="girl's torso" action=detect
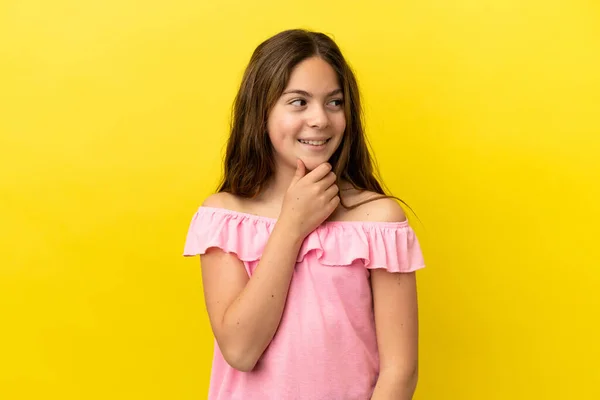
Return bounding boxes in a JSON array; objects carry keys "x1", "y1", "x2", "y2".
[{"x1": 183, "y1": 187, "x2": 425, "y2": 400}]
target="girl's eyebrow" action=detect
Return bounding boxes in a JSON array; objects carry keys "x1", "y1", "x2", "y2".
[{"x1": 282, "y1": 88, "x2": 343, "y2": 97}]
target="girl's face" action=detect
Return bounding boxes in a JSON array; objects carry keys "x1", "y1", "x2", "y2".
[{"x1": 267, "y1": 56, "x2": 346, "y2": 172}]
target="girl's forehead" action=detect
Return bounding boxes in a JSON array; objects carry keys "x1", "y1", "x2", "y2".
[
  {"x1": 284, "y1": 58, "x2": 341, "y2": 93},
  {"x1": 289, "y1": 58, "x2": 337, "y2": 80}
]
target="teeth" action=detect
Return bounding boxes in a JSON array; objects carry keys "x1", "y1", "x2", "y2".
[{"x1": 299, "y1": 139, "x2": 328, "y2": 145}]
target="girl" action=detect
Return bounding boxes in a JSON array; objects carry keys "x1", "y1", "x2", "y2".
[{"x1": 183, "y1": 29, "x2": 425, "y2": 400}]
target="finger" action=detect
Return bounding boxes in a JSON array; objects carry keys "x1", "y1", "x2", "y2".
[
  {"x1": 304, "y1": 162, "x2": 332, "y2": 183},
  {"x1": 327, "y1": 195, "x2": 341, "y2": 212},
  {"x1": 290, "y1": 159, "x2": 306, "y2": 185},
  {"x1": 318, "y1": 172, "x2": 337, "y2": 191},
  {"x1": 324, "y1": 184, "x2": 339, "y2": 200}
]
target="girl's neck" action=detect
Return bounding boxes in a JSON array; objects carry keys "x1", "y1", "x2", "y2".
[{"x1": 257, "y1": 166, "x2": 297, "y2": 207}]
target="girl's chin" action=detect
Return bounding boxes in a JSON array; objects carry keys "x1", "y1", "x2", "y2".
[{"x1": 297, "y1": 158, "x2": 331, "y2": 172}]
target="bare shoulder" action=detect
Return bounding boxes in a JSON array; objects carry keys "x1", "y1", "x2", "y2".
[
  {"x1": 202, "y1": 191, "x2": 281, "y2": 219},
  {"x1": 345, "y1": 191, "x2": 407, "y2": 223},
  {"x1": 201, "y1": 191, "x2": 244, "y2": 211}
]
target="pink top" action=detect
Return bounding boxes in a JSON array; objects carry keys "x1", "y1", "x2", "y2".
[{"x1": 183, "y1": 206, "x2": 425, "y2": 400}]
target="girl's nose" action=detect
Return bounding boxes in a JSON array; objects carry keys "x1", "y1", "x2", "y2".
[{"x1": 307, "y1": 106, "x2": 329, "y2": 129}]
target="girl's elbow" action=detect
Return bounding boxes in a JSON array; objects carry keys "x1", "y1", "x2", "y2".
[
  {"x1": 214, "y1": 322, "x2": 267, "y2": 372},
  {"x1": 219, "y1": 341, "x2": 261, "y2": 372},
  {"x1": 380, "y1": 364, "x2": 419, "y2": 390},
  {"x1": 224, "y1": 353, "x2": 257, "y2": 373}
]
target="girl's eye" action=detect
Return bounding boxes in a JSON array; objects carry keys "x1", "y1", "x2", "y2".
[
  {"x1": 290, "y1": 99, "x2": 307, "y2": 107},
  {"x1": 329, "y1": 99, "x2": 344, "y2": 107}
]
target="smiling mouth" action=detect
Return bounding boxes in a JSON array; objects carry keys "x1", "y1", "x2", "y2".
[{"x1": 297, "y1": 138, "x2": 331, "y2": 146}]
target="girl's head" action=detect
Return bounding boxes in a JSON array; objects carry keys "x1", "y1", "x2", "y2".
[
  {"x1": 218, "y1": 29, "x2": 393, "y2": 209},
  {"x1": 267, "y1": 55, "x2": 346, "y2": 174}
]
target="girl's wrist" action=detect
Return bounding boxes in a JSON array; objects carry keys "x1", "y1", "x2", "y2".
[{"x1": 273, "y1": 217, "x2": 306, "y2": 246}]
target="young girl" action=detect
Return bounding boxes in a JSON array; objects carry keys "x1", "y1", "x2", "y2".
[{"x1": 183, "y1": 29, "x2": 425, "y2": 400}]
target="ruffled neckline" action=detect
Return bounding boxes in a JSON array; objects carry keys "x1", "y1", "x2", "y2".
[{"x1": 184, "y1": 206, "x2": 424, "y2": 272}]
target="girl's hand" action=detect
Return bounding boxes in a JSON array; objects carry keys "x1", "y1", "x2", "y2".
[{"x1": 279, "y1": 159, "x2": 340, "y2": 239}]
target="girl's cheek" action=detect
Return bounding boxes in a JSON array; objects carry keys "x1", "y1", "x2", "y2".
[
  {"x1": 333, "y1": 113, "x2": 346, "y2": 130},
  {"x1": 277, "y1": 113, "x2": 302, "y2": 131}
]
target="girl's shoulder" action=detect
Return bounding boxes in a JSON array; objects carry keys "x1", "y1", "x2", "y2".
[
  {"x1": 201, "y1": 191, "x2": 281, "y2": 220},
  {"x1": 330, "y1": 189, "x2": 408, "y2": 224},
  {"x1": 202, "y1": 192, "x2": 238, "y2": 210},
  {"x1": 201, "y1": 191, "x2": 244, "y2": 210}
]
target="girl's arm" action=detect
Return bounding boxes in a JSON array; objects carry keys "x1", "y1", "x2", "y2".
[
  {"x1": 367, "y1": 199, "x2": 420, "y2": 400},
  {"x1": 199, "y1": 195, "x2": 305, "y2": 372},
  {"x1": 370, "y1": 270, "x2": 419, "y2": 400},
  {"x1": 199, "y1": 162, "x2": 337, "y2": 372}
]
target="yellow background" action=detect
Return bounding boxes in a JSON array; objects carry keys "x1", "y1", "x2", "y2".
[{"x1": 2, "y1": 0, "x2": 599, "y2": 399}]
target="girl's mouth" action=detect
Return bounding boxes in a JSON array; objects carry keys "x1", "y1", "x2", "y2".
[{"x1": 297, "y1": 138, "x2": 331, "y2": 147}]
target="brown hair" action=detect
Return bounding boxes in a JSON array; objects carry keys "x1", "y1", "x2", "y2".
[{"x1": 217, "y1": 28, "x2": 411, "y2": 212}]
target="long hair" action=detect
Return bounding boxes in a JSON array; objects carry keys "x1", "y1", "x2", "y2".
[{"x1": 217, "y1": 29, "x2": 409, "y2": 211}]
